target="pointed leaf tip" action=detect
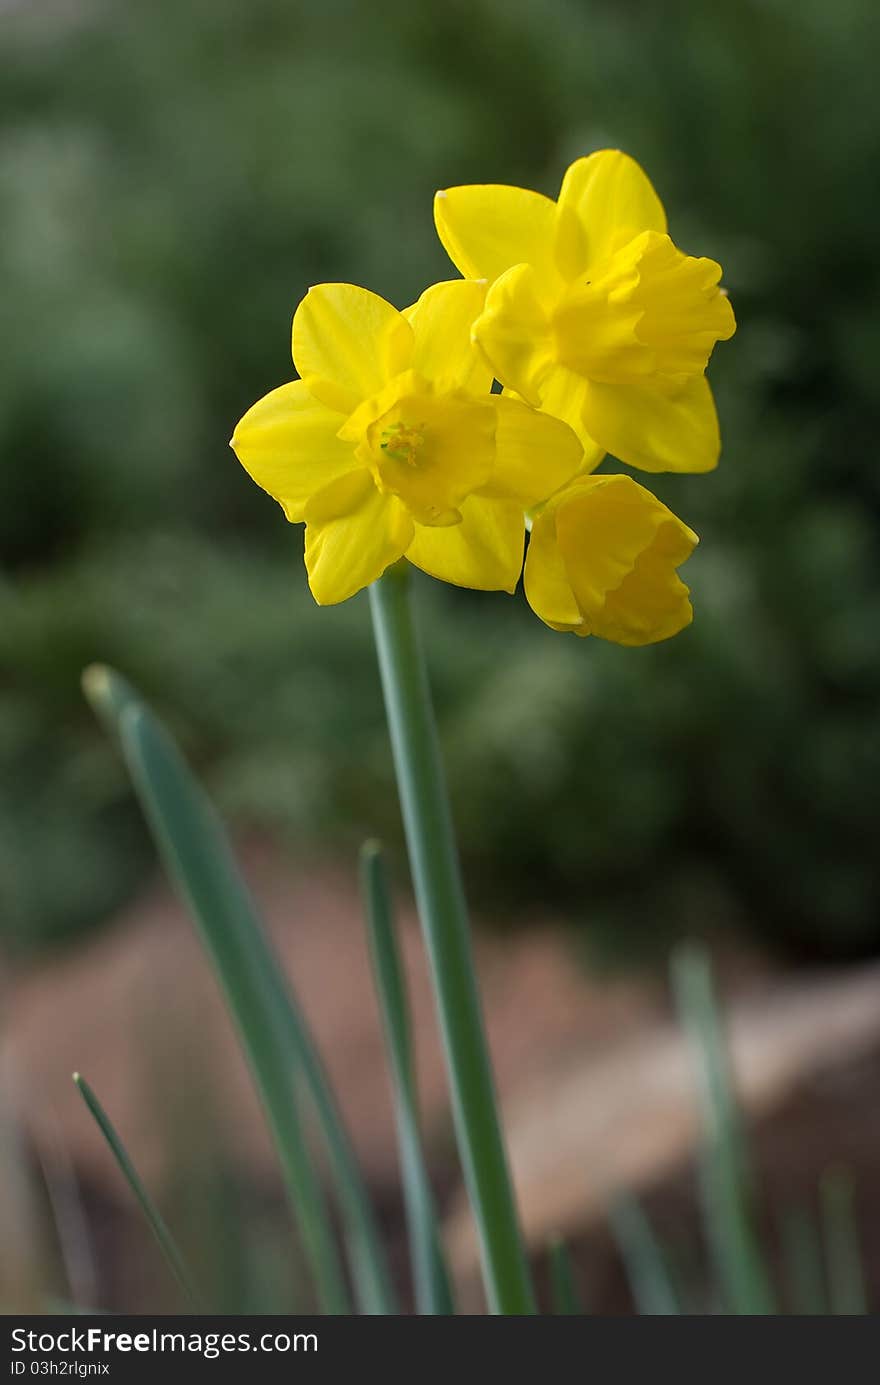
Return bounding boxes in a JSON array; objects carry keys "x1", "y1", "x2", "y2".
[{"x1": 81, "y1": 664, "x2": 112, "y2": 705}]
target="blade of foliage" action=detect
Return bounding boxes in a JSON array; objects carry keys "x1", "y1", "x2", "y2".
[
  {"x1": 820, "y1": 1170, "x2": 867, "y2": 1315},
  {"x1": 44, "y1": 1299, "x2": 107, "y2": 1316},
  {"x1": 34, "y1": 1121, "x2": 99, "y2": 1311},
  {"x1": 671, "y1": 944, "x2": 775, "y2": 1314},
  {"x1": 547, "y1": 1237, "x2": 585, "y2": 1314},
  {"x1": 117, "y1": 704, "x2": 346, "y2": 1313},
  {"x1": 360, "y1": 841, "x2": 454, "y2": 1315},
  {"x1": 611, "y1": 1196, "x2": 681, "y2": 1315},
  {"x1": 84, "y1": 665, "x2": 396, "y2": 1314},
  {"x1": 72, "y1": 1073, "x2": 200, "y2": 1308},
  {"x1": 81, "y1": 664, "x2": 141, "y2": 737},
  {"x1": 781, "y1": 1204, "x2": 826, "y2": 1315}
]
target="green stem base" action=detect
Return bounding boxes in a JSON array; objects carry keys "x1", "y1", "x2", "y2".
[{"x1": 369, "y1": 564, "x2": 535, "y2": 1315}]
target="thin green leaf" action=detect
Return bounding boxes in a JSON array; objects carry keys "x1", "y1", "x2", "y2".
[
  {"x1": 84, "y1": 665, "x2": 396, "y2": 1314},
  {"x1": 44, "y1": 1299, "x2": 106, "y2": 1316},
  {"x1": 781, "y1": 1204, "x2": 826, "y2": 1315},
  {"x1": 671, "y1": 943, "x2": 775, "y2": 1314},
  {"x1": 360, "y1": 841, "x2": 454, "y2": 1315},
  {"x1": 611, "y1": 1196, "x2": 681, "y2": 1315},
  {"x1": 34, "y1": 1121, "x2": 99, "y2": 1311},
  {"x1": 821, "y1": 1169, "x2": 867, "y2": 1315},
  {"x1": 119, "y1": 704, "x2": 346, "y2": 1313},
  {"x1": 547, "y1": 1237, "x2": 584, "y2": 1314},
  {"x1": 72, "y1": 1074, "x2": 200, "y2": 1308},
  {"x1": 81, "y1": 664, "x2": 140, "y2": 737}
]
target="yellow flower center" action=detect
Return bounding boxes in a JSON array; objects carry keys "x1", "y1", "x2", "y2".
[
  {"x1": 379, "y1": 420, "x2": 426, "y2": 468},
  {"x1": 338, "y1": 370, "x2": 497, "y2": 527},
  {"x1": 553, "y1": 230, "x2": 735, "y2": 386}
]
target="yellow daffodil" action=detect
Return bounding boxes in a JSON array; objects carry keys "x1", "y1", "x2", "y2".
[
  {"x1": 524, "y1": 473, "x2": 699, "y2": 645},
  {"x1": 231, "y1": 279, "x2": 583, "y2": 604},
  {"x1": 434, "y1": 150, "x2": 736, "y2": 474}
]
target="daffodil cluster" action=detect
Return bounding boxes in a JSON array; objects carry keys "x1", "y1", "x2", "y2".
[{"x1": 232, "y1": 151, "x2": 734, "y2": 645}]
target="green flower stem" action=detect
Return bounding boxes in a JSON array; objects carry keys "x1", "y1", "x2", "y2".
[{"x1": 368, "y1": 563, "x2": 535, "y2": 1316}]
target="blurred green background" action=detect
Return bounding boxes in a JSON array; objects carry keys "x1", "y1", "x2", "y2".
[{"x1": 2, "y1": 0, "x2": 879, "y2": 960}]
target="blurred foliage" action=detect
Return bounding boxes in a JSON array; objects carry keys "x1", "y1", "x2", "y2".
[{"x1": 1, "y1": 0, "x2": 879, "y2": 958}]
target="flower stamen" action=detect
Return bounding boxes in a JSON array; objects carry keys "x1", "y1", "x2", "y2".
[{"x1": 380, "y1": 421, "x2": 426, "y2": 467}]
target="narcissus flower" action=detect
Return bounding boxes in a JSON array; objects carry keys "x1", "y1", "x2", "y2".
[
  {"x1": 525, "y1": 473, "x2": 699, "y2": 645},
  {"x1": 435, "y1": 150, "x2": 736, "y2": 474},
  {"x1": 231, "y1": 279, "x2": 582, "y2": 604}
]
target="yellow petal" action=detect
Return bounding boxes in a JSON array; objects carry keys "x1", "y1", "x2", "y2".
[
  {"x1": 557, "y1": 150, "x2": 667, "y2": 272},
  {"x1": 303, "y1": 467, "x2": 373, "y2": 525},
  {"x1": 551, "y1": 474, "x2": 698, "y2": 645},
  {"x1": 523, "y1": 508, "x2": 583, "y2": 631},
  {"x1": 480, "y1": 394, "x2": 584, "y2": 508},
  {"x1": 336, "y1": 368, "x2": 426, "y2": 442},
  {"x1": 304, "y1": 474, "x2": 414, "y2": 605},
  {"x1": 230, "y1": 380, "x2": 359, "y2": 522},
  {"x1": 292, "y1": 283, "x2": 413, "y2": 415},
  {"x1": 404, "y1": 279, "x2": 492, "y2": 393},
  {"x1": 474, "y1": 262, "x2": 556, "y2": 406},
  {"x1": 406, "y1": 495, "x2": 524, "y2": 593},
  {"x1": 533, "y1": 366, "x2": 606, "y2": 466},
  {"x1": 434, "y1": 183, "x2": 559, "y2": 285},
  {"x1": 582, "y1": 374, "x2": 721, "y2": 474}
]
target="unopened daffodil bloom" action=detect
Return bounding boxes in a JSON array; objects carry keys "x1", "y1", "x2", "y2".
[
  {"x1": 435, "y1": 150, "x2": 736, "y2": 474},
  {"x1": 231, "y1": 279, "x2": 583, "y2": 604},
  {"x1": 525, "y1": 473, "x2": 699, "y2": 645}
]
